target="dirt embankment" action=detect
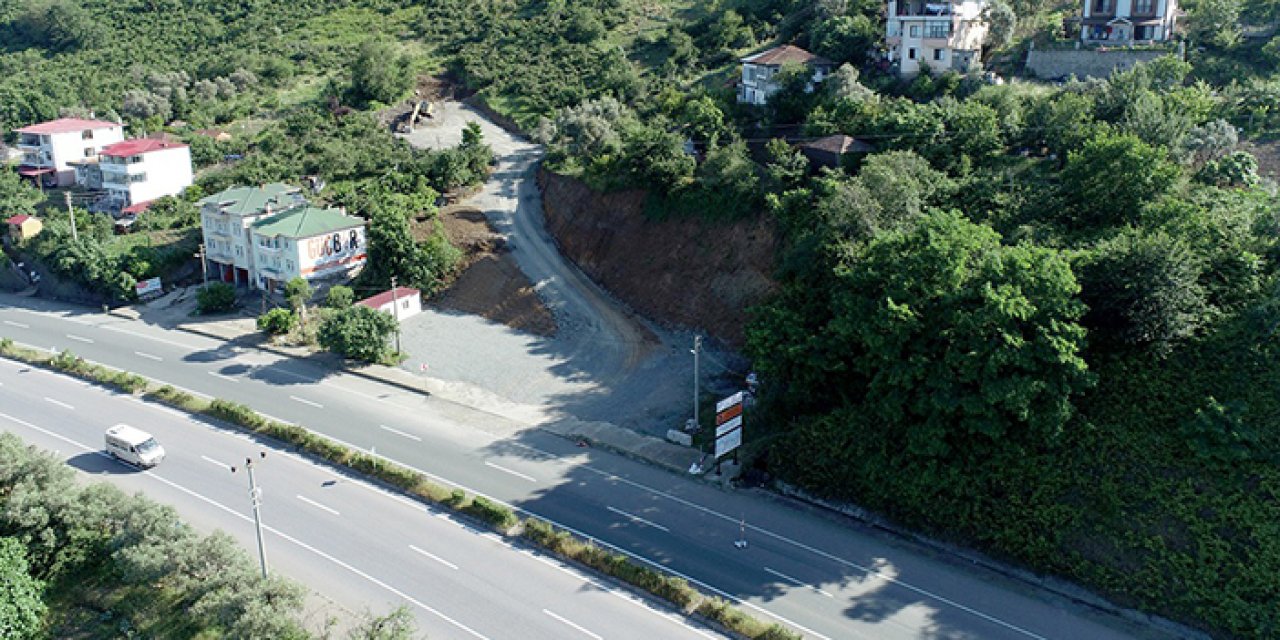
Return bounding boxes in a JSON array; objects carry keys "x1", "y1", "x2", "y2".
[{"x1": 537, "y1": 168, "x2": 779, "y2": 346}]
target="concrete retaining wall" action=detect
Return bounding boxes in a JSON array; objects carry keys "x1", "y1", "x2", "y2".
[{"x1": 1025, "y1": 48, "x2": 1171, "y2": 80}]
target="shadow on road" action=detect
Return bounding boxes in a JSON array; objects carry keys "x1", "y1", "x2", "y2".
[{"x1": 66, "y1": 451, "x2": 145, "y2": 475}]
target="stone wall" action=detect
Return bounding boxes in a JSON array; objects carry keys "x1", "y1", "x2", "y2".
[{"x1": 1025, "y1": 47, "x2": 1172, "y2": 80}]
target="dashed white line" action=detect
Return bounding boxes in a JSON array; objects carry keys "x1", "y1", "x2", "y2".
[
  {"x1": 606, "y1": 506, "x2": 670, "y2": 533},
  {"x1": 208, "y1": 371, "x2": 239, "y2": 383},
  {"x1": 296, "y1": 495, "x2": 340, "y2": 516},
  {"x1": 484, "y1": 461, "x2": 536, "y2": 483},
  {"x1": 409, "y1": 544, "x2": 458, "y2": 570},
  {"x1": 134, "y1": 351, "x2": 163, "y2": 362},
  {"x1": 380, "y1": 424, "x2": 422, "y2": 441},
  {"x1": 765, "y1": 567, "x2": 835, "y2": 598},
  {"x1": 543, "y1": 609, "x2": 602, "y2": 640},
  {"x1": 43, "y1": 397, "x2": 74, "y2": 410},
  {"x1": 290, "y1": 395, "x2": 323, "y2": 409},
  {"x1": 201, "y1": 455, "x2": 227, "y2": 468},
  {"x1": 66, "y1": 334, "x2": 94, "y2": 343},
  {"x1": 3, "y1": 320, "x2": 29, "y2": 329}
]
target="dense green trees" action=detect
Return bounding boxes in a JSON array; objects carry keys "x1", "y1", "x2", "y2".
[
  {"x1": 318, "y1": 305, "x2": 398, "y2": 363},
  {"x1": 1060, "y1": 133, "x2": 1181, "y2": 230},
  {"x1": 350, "y1": 39, "x2": 413, "y2": 106},
  {"x1": 0, "y1": 170, "x2": 41, "y2": 218},
  {"x1": 0, "y1": 537, "x2": 44, "y2": 640}
]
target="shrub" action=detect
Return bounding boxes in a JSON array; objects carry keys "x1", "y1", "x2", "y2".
[
  {"x1": 196, "y1": 282, "x2": 237, "y2": 314},
  {"x1": 463, "y1": 495, "x2": 517, "y2": 530},
  {"x1": 257, "y1": 308, "x2": 297, "y2": 335},
  {"x1": 326, "y1": 285, "x2": 354, "y2": 308},
  {"x1": 205, "y1": 399, "x2": 266, "y2": 429}
]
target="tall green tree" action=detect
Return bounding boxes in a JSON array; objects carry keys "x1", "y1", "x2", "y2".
[
  {"x1": 0, "y1": 169, "x2": 43, "y2": 218},
  {"x1": 0, "y1": 537, "x2": 45, "y2": 640},
  {"x1": 318, "y1": 305, "x2": 398, "y2": 363},
  {"x1": 828, "y1": 211, "x2": 1092, "y2": 459},
  {"x1": 1060, "y1": 133, "x2": 1180, "y2": 230},
  {"x1": 349, "y1": 39, "x2": 412, "y2": 105}
]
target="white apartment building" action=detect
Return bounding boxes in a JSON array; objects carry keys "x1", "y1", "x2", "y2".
[
  {"x1": 13, "y1": 118, "x2": 124, "y2": 187},
  {"x1": 1081, "y1": 0, "x2": 1178, "y2": 43},
  {"x1": 737, "y1": 45, "x2": 835, "y2": 106},
  {"x1": 200, "y1": 184, "x2": 308, "y2": 288},
  {"x1": 886, "y1": 0, "x2": 990, "y2": 76},
  {"x1": 93, "y1": 139, "x2": 194, "y2": 214}
]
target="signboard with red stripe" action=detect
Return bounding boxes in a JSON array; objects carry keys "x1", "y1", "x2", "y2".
[{"x1": 714, "y1": 392, "x2": 745, "y2": 458}]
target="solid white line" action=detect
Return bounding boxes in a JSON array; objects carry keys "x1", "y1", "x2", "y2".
[
  {"x1": 290, "y1": 395, "x2": 323, "y2": 409},
  {"x1": 380, "y1": 424, "x2": 422, "y2": 442},
  {"x1": 66, "y1": 334, "x2": 94, "y2": 343},
  {"x1": 765, "y1": 567, "x2": 835, "y2": 599},
  {"x1": 201, "y1": 455, "x2": 227, "y2": 468},
  {"x1": 409, "y1": 544, "x2": 458, "y2": 570},
  {"x1": 485, "y1": 461, "x2": 536, "y2": 482},
  {"x1": 208, "y1": 371, "x2": 239, "y2": 383},
  {"x1": 606, "y1": 506, "x2": 670, "y2": 533},
  {"x1": 296, "y1": 494, "x2": 339, "y2": 516},
  {"x1": 134, "y1": 351, "x2": 163, "y2": 362},
  {"x1": 3, "y1": 320, "x2": 29, "y2": 328},
  {"x1": 542, "y1": 609, "x2": 602, "y2": 640},
  {"x1": 43, "y1": 397, "x2": 74, "y2": 410}
]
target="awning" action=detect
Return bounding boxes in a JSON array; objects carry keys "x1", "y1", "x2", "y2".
[{"x1": 17, "y1": 167, "x2": 55, "y2": 177}]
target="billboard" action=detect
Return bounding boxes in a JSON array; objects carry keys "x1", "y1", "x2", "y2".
[{"x1": 714, "y1": 391, "x2": 745, "y2": 458}]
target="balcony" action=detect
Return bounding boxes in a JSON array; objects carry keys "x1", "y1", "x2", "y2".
[{"x1": 896, "y1": 1, "x2": 954, "y2": 17}]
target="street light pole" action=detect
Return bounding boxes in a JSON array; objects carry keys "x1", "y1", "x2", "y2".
[
  {"x1": 196, "y1": 243, "x2": 208, "y2": 287},
  {"x1": 390, "y1": 276, "x2": 402, "y2": 354},
  {"x1": 231, "y1": 452, "x2": 269, "y2": 579},
  {"x1": 692, "y1": 335, "x2": 702, "y2": 431},
  {"x1": 64, "y1": 191, "x2": 78, "y2": 242}
]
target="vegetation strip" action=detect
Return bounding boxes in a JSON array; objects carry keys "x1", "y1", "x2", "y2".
[{"x1": 0, "y1": 337, "x2": 800, "y2": 640}]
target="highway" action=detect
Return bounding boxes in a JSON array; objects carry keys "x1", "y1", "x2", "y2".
[
  {"x1": 0, "y1": 296, "x2": 1168, "y2": 640},
  {"x1": 0, "y1": 355, "x2": 720, "y2": 639}
]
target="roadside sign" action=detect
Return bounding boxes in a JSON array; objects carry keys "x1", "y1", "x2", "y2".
[
  {"x1": 714, "y1": 391, "x2": 745, "y2": 459},
  {"x1": 135, "y1": 277, "x2": 162, "y2": 298},
  {"x1": 716, "y1": 415, "x2": 742, "y2": 438},
  {"x1": 714, "y1": 427, "x2": 742, "y2": 458}
]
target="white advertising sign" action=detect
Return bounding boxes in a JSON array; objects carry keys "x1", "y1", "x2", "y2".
[
  {"x1": 135, "y1": 277, "x2": 162, "y2": 297},
  {"x1": 716, "y1": 391, "x2": 744, "y2": 414},
  {"x1": 714, "y1": 427, "x2": 742, "y2": 458},
  {"x1": 716, "y1": 415, "x2": 742, "y2": 438}
]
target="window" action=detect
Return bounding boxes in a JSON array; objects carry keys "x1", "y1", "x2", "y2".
[
  {"x1": 82, "y1": 130, "x2": 93, "y2": 140},
  {"x1": 129, "y1": 173, "x2": 147, "y2": 183},
  {"x1": 909, "y1": 25, "x2": 920, "y2": 37},
  {"x1": 1092, "y1": 0, "x2": 1112, "y2": 11},
  {"x1": 1134, "y1": 0, "x2": 1153, "y2": 11},
  {"x1": 908, "y1": 48, "x2": 917, "y2": 59},
  {"x1": 1134, "y1": 25, "x2": 1151, "y2": 39},
  {"x1": 927, "y1": 24, "x2": 950, "y2": 38},
  {"x1": 84, "y1": 147, "x2": 94, "y2": 157},
  {"x1": 933, "y1": 49, "x2": 944, "y2": 61}
]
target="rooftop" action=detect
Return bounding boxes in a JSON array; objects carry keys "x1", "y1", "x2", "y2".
[
  {"x1": 799, "y1": 134, "x2": 875, "y2": 155},
  {"x1": 252, "y1": 206, "x2": 365, "y2": 239},
  {"x1": 357, "y1": 287, "x2": 421, "y2": 310},
  {"x1": 6, "y1": 214, "x2": 34, "y2": 225},
  {"x1": 101, "y1": 138, "x2": 188, "y2": 157},
  {"x1": 199, "y1": 183, "x2": 304, "y2": 218},
  {"x1": 15, "y1": 118, "x2": 122, "y2": 135},
  {"x1": 740, "y1": 44, "x2": 834, "y2": 67}
]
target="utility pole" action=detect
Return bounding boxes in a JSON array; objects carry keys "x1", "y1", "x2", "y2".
[
  {"x1": 196, "y1": 244, "x2": 208, "y2": 287},
  {"x1": 231, "y1": 452, "x2": 269, "y2": 579},
  {"x1": 390, "y1": 276, "x2": 402, "y2": 354},
  {"x1": 692, "y1": 335, "x2": 703, "y2": 431},
  {"x1": 64, "y1": 191, "x2": 78, "y2": 241}
]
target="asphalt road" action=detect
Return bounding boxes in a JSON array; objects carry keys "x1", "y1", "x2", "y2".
[
  {"x1": 0, "y1": 356, "x2": 720, "y2": 640},
  {"x1": 0, "y1": 297, "x2": 1170, "y2": 640}
]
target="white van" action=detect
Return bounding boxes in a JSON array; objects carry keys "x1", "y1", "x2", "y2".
[{"x1": 105, "y1": 424, "x2": 165, "y2": 468}]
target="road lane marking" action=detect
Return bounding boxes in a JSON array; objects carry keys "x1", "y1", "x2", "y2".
[
  {"x1": 43, "y1": 397, "x2": 74, "y2": 410},
  {"x1": 484, "y1": 461, "x2": 536, "y2": 482},
  {"x1": 66, "y1": 334, "x2": 94, "y2": 343},
  {"x1": 296, "y1": 495, "x2": 339, "y2": 516},
  {"x1": 290, "y1": 395, "x2": 323, "y2": 409},
  {"x1": 380, "y1": 425, "x2": 422, "y2": 441},
  {"x1": 409, "y1": 544, "x2": 458, "y2": 570},
  {"x1": 606, "y1": 506, "x2": 669, "y2": 533},
  {"x1": 542, "y1": 610, "x2": 602, "y2": 640},
  {"x1": 201, "y1": 455, "x2": 227, "y2": 468},
  {"x1": 208, "y1": 371, "x2": 239, "y2": 383},
  {"x1": 134, "y1": 351, "x2": 163, "y2": 361},
  {"x1": 3, "y1": 320, "x2": 29, "y2": 328},
  {"x1": 765, "y1": 567, "x2": 835, "y2": 598}
]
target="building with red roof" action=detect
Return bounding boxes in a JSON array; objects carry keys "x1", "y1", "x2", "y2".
[
  {"x1": 13, "y1": 117, "x2": 125, "y2": 187},
  {"x1": 357, "y1": 287, "x2": 422, "y2": 320},
  {"x1": 6, "y1": 214, "x2": 43, "y2": 242},
  {"x1": 88, "y1": 137, "x2": 193, "y2": 214}
]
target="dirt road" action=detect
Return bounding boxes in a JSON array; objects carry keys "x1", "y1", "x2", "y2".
[{"x1": 397, "y1": 101, "x2": 740, "y2": 436}]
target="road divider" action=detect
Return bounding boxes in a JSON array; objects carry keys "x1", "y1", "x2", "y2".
[{"x1": 0, "y1": 337, "x2": 801, "y2": 640}]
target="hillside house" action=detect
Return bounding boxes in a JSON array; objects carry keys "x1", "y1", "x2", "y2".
[
  {"x1": 737, "y1": 45, "x2": 835, "y2": 106},
  {"x1": 6, "y1": 214, "x2": 43, "y2": 243},
  {"x1": 13, "y1": 118, "x2": 124, "y2": 187},
  {"x1": 249, "y1": 206, "x2": 367, "y2": 292},
  {"x1": 886, "y1": 0, "x2": 990, "y2": 76},
  {"x1": 1080, "y1": 0, "x2": 1178, "y2": 43},
  {"x1": 95, "y1": 139, "x2": 194, "y2": 214},
  {"x1": 199, "y1": 183, "x2": 308, "y2": 288},
  {"x1": 797, "y1": 135, "x2": 875, "y2": 169}
]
